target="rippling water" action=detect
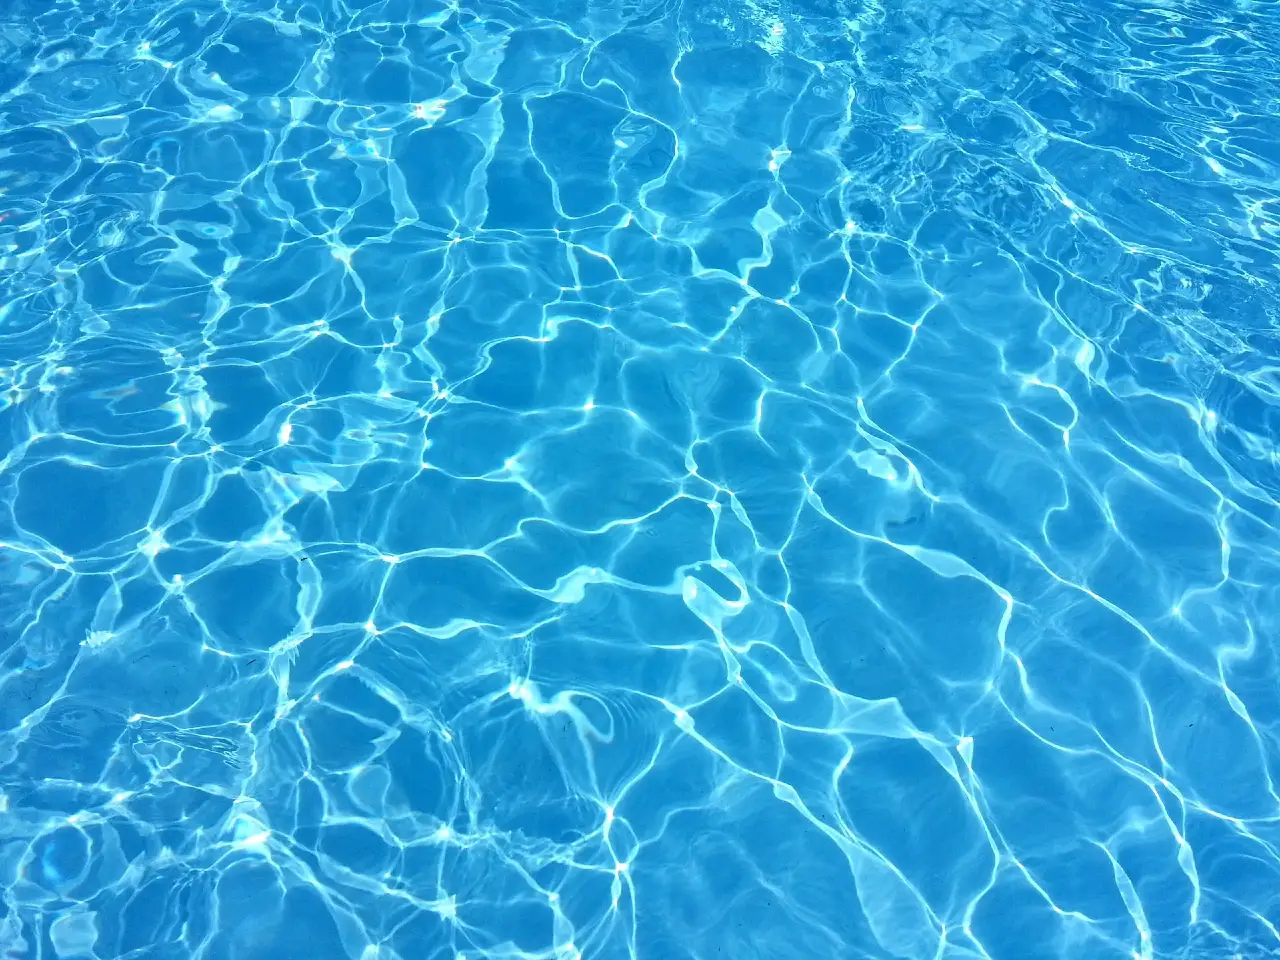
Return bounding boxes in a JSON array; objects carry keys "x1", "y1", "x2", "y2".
[{"x1": 2, "y1": 0, "x2": 1279, "y2": 957}]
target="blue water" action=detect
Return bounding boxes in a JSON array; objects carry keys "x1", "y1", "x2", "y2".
[{"x1": 2, "y1": 0, "x2": 1279, "y2": 957}]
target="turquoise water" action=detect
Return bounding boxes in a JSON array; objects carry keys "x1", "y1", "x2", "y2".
[{"x1": 2, "y1": 0, "x2": 1280, "y2": 957}]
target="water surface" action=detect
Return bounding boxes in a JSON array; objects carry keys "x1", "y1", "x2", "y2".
[{"x1": 2, "y1": 0, "x2": 1279, "y2": 958}]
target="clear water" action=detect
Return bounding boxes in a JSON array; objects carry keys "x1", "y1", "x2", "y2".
[{"x1": 2, "y1": 0, "x2": 1279, "y2": 957}]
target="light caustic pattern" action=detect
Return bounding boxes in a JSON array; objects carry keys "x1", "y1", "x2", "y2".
[{"x1": 1, "y1": 0, "x2": 1280, "y2": 957}]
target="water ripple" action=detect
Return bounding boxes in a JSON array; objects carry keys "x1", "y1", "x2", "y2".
[{"x1": 1, "y1": 0, "x2": 1278, "y2": 958}]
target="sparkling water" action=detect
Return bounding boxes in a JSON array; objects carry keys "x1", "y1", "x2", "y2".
[{"x1": 2, "y1": 0, "x2": 1279, "y2": 958}]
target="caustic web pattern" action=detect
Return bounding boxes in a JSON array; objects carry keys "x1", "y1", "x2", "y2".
[{"x1": 1, "y1": 0, "x2": 1280, "y2": 958}]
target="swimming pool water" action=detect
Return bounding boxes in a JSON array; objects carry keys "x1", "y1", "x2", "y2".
[{"x1": 2, "y1": 0, "x2": 1279, "y2": 957}]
